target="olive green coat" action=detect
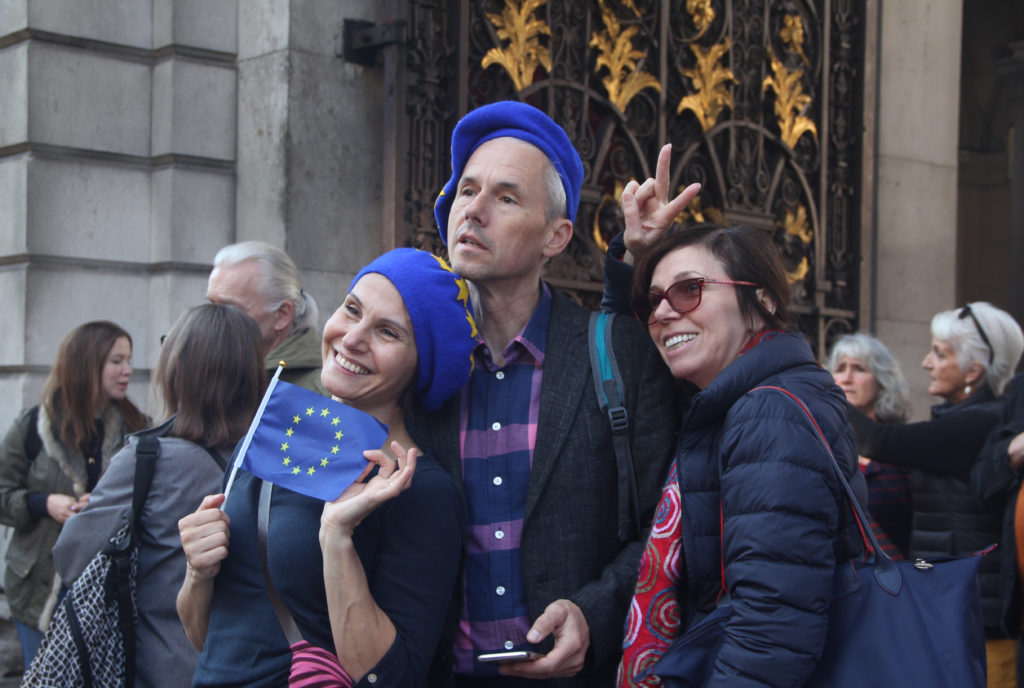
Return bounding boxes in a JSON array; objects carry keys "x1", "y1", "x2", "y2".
[
  {"x1": 266, "y1": 326, "x2": 328, "y2": 397},
  {"x1": 0, "y1": 404, "x2": 129, "y2": 629}
]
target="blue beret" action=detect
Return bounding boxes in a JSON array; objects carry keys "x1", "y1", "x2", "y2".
[
  {"x1": 350, "y1": 249, "x2": 476, "y2": 412},
  {"x1": 434, "y1": 100, "x2": 584, "y2": 243}
]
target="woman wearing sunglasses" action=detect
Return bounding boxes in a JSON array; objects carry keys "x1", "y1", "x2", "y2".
[
  {"x1": 844, "y1": 301, "x2": 1023, "y2": 685},
  {"x1": 615, "y1": 223, "x2": 866, "y2": 687}
]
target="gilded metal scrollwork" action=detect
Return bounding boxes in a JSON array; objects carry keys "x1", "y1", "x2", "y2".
[
  {"x1": 687, "y1": 0, "x2": 716, "y2": 40},
  {"x1": 780, "y1": 13, "x2": 810, "y2": 67},
  {"x1": 481, "y1": 0, "x2": 552, "y2": 92},
  {"x1": 677, "y1": 38, "x2": 736, "y2": 132},
  {"x1": 590, "y1": 0, "x2": 661, "y2": 112},
  {"x1": 762, "y1": 47, "x2": 818, "y2": 149},
  {"x1": 781, "y1": 205, "x2": 812, "y2": 283}
]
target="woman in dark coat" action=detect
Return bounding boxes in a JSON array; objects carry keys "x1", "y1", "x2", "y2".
[
  {"x1": 847, "y1": 301, "x2": 1024, "y2": 685},
  {"x1": 616, "y1": 224, "x2": 864, "y2": 688}
]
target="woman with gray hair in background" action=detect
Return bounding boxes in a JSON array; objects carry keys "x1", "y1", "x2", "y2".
[
  {"x1": 847, "y1": 302, "x2": 1024, "y2": 686},
  {"x1": 826, "y1": 332, "x2": 914, "y2": 558}
]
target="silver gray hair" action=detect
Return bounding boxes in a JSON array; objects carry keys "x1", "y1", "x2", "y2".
[
  {"x1": 541, "y1": 158, "x2": 568, "y2": 224},
  {"x1": 825, "y1": 332, "x2": 912, "y2": 423},
  {"x1": 212, "y1": 241, "x2": 319, "y2": 331},
  {"x1": 930, "y1": 301, "x2": 1023, "y2": 395}
]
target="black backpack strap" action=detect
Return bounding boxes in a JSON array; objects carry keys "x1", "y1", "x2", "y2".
[
  {"x1": 588, "y1": 312, "x2": 639, "y2": 542},
  {"x1": 23, "y1": 405, "x2": 42, "y2": 462},
  {"x1": 120, "y1": 435, "x2": 159, "y2": 686}
]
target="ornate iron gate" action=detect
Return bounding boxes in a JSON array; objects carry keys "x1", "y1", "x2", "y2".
[{"x1": 379, "y1": 0, "x2": 869, "y2": 355}]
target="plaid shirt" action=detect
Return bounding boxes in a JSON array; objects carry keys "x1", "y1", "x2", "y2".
[{"x1": 452, "y1": 285, "x2": 551, "y2": 677}]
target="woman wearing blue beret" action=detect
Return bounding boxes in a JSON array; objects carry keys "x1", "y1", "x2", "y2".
[{"x1": 178, "y1": 248, "x2": 477, "y2": 688}]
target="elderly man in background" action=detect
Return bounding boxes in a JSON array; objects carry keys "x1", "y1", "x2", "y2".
[{"x1": 207, "y1": 240, "x2": 326, "y2": 396}]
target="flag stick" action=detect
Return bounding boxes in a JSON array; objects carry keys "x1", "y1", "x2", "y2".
[{"x1": 221, "y1": 362, "x2": 286, "y2": 508}]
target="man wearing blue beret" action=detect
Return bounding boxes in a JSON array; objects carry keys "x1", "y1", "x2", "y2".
[{"x1": 410, "y1": 100, "x2": 698, "y2": 687}]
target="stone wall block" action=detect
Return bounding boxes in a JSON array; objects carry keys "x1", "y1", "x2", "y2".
[
  {"x1": 0, "y1": 268, "x2": 27, "y2": 366},
  {"x1": 153, "y1": 0, "x2": 237, "y2": 53},
  {"x1": 26, "y1": 266, "x2": 150, "y2": 366},
  {"x1": 0, "y1": 43, "x2": 28, "y2": 148},
  {"x1": 0, "y1": 2, "x2": 28, "y2": 38},
  {"x1": 285, "y1": 50, "x2": 382, "y2": 274},
  {"x1": 25, "y1": 0, "x2": 151, "y2": 49},
  {"x1": 29, "y1": 43, "x2": 151, "y2": 156},
  {"x1": 238, "y1": 0, "x2": 289, "y2": 60},
  {"x1": 152, "y1": 58, "x2": 236, "y2": 159},
  {"x1": 27, "y1": 157, "x2": 150, "y2": 262},
  {"x1": 236, "y1": 51, "x2": 288, "y2": 247},
  {"x1": 0, "y1": 157, "x2": 28, "y2": 255},
  {"x1": 147, "y1": 271, "x2": 209, "y2": 363},
  {"x1": 150, "y1": 166, "x2": 234, "y2": 263}
]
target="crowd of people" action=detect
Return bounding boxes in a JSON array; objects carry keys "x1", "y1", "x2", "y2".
[{"x1": 1, "y1": 99, "x2": 1023, "y2": 687}]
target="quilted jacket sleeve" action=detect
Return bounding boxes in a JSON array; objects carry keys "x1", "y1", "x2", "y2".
[{"x1": 712, "y1": 394, "x2": 842, "y2": 687}]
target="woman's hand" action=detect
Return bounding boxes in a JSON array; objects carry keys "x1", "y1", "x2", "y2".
[
  {"x1": 178, "y1": 494, "x2": 231, "y2": 582},
  {"x1": 320, "y1": 441, "x2": 418, "y2": 545},
  {"x1": 46, "y1": 493, "x2": 80, "y2": 523},
  {"x1": 621, "y1": 143, "x2": 701, "y2": 264}
]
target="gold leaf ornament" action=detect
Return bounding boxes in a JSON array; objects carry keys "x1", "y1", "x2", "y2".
[
  {"x1": 761, "y1": 47, "x2": 818, "y2": 149},
  {"x1": 677, "y1": 38, "x2": 736, "y2": 132},
  {"x1": 482, "y1": 0, "x2": 552, "y2": 92},
  {"x1": 590, "y1": 0, "x2": 661, "y2": 112},
  {"x1": 779, "y1": 14, "x2": 810, "y2": 67},
  {"x1": 686, "y1": 0, "x2": 716, "y2": 40}
]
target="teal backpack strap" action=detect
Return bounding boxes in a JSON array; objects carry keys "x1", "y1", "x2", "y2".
[{"x1": 588, "y1": 312, "x2": 639, "y2": 542}]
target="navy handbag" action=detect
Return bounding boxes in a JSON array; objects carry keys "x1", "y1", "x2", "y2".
[{"x1": 648, "y1": 385, "x2": 988, "y2": 688}]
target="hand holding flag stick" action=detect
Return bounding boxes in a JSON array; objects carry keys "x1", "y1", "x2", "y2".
[{"x1": 319, "y1": 440, "x2": 419, "y2": 543}]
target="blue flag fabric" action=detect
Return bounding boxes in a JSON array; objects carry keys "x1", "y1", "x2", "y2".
[{"x1": 239, "y1": 381, "x2": 388, "y2": 501}]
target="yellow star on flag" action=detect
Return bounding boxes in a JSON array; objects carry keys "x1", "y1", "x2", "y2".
[
  {"x1": 280, "y1": 442, "x2": 289, "y2": 451},
  {"x1": 283, "y1": 457, "x2": 291, "y2": 466},
  {"x1": 285, "y1": 428, "x2": 294, "y2": 437},
  {"x1": 306, "y1": 407, "x2": 315, "y2": 416},
  {"x1": 292, "y1": 467, "x2": 301, "y2": 475},
  {"x1": 334, "y1": 430, "x2": 344, "y2": 440},
  {"x1": 320, "y1": 458, "x2": 329, "y2": 467},
  {"x1": 307, "y1": 466, "x2": 316, "y2": 476},
  {"x1": 331, "y1": 417, "x2": 340, "y2": 426},
  {"x1": 292, "y1": 415, "x2": 301, "y2": 424},
  {"x1": 320, "y1": 408, "x2": 330, "y2": 417},
  {"x1": 331, "y1": 445, "x2": 340, "y2": 455}
]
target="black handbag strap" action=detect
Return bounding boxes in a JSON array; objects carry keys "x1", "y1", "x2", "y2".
[
  {"x1": 121, "y1": 435, "x2": 159, "y2": 686},
  {"x1": 587, "y1": 311, "x2": 639, "y2": 542},
  {"x1": 257, "y1": 480, "x2": 303, "y2": 645}
]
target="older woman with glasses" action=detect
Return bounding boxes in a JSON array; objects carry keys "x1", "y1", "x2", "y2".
[
  {"x1": 846, "y1": 301, "x2": 1024, "y2": 686},
  {"x1": 612, "y1": 223, "x2": 867, "y2": 687}
]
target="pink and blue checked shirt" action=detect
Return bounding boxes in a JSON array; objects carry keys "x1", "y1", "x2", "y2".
[{"x1": 452, "y1": 285, "x2": 551, "y2": 678}]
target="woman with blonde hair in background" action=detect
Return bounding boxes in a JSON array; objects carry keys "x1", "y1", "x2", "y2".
[{"x1": 0, "y1": 321, "x2": 148, "y2": 667}]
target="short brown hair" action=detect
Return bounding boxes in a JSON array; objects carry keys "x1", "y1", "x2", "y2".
[
  {"x1": 153, "y1": 304, "x2": 265, "y2": 447},
  {"x1": 42, "y1": 321, "x2": 148, "y2": 449},
  {"x1": 631, "y1": 224, "x2": 790, "y2": 332}
]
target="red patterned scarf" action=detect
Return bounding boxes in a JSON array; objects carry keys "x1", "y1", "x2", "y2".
[{"x1": 617, "y1": 459, "x2": 683, "y2": 687}]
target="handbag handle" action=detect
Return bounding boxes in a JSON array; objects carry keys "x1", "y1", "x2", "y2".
[{"x1": 749, "y1": 386, "x2": 902, "y2": 594}]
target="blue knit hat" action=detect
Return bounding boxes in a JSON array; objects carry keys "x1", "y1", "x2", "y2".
[
  {"x1": 434, "y1": 100, "x2": 585, "y2": 243},
  {"x1": 350, "y1": 248, "x2": 477, "y2": 412}
]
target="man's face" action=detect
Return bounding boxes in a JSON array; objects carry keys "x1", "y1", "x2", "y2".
[
  {"x1": 446, "y1": 137, "x2": 571, "y2": 287},
  {"x1": 207, "y1": 260, "x2": 284, "y2": 356}
]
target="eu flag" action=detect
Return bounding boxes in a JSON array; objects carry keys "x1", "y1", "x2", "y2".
[{"x1": 237, "y1": 380, "x2": 389, "y2": 501}]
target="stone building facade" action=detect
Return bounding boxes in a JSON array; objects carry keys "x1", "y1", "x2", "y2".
[{"x1": 0, "y1": 0, "x2": 1022, "y2": 422}]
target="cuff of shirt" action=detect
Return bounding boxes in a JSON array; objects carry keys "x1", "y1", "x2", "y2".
[{"x1": 26, "y1": 492, "x2": 49, "y2": 520}]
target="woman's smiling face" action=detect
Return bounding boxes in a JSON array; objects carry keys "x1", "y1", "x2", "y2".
[
  {"x1": 647, "y1": 245, "x2": 757, "y2": 389},
  {"x1": 321, "y1": 273, "x2": 418, "y2": 422}
]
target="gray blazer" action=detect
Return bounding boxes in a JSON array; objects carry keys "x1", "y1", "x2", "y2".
[
  {"x1": 53, "y1": 426, "x2": 227, "y2": 688},
  {"x1": 410, "y1": 287, "x2": 679, "y2": 687}
]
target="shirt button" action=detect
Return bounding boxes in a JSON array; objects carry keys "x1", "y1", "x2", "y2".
[
  {"x1": 493, "y1": 476, "x2": 503, "y2": 486},
  {"x1": 491, "y1": 422, "x2": 501, "y2": 431},
  {"x1": 367, "y1": 674, "x2": 378, "y2": 683},
  {"x1": 495, "y1": 530, "x2": 505, "y2": 540},
  {"x1": 496, "y1": 371, "x2": 505, "y2": 380},
  {"x1": 496, "y1": 585, "x2": 506, "y2": 596},
  {"x1": 504, "y1": 640, "x2": 514, "y2": 650}
]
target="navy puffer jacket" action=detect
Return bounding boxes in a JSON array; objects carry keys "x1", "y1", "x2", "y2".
[{"x1": 676, "y1": 332, "x2": 865, "y2": 687}]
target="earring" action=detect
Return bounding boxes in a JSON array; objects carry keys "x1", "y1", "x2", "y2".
[{"x1": 964, "y1": 384, "x2": 972, "y2": 397}]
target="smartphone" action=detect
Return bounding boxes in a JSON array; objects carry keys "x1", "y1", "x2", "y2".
[{"x1": 477, "y1": 650, "x2": 545, "y2": 663}]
